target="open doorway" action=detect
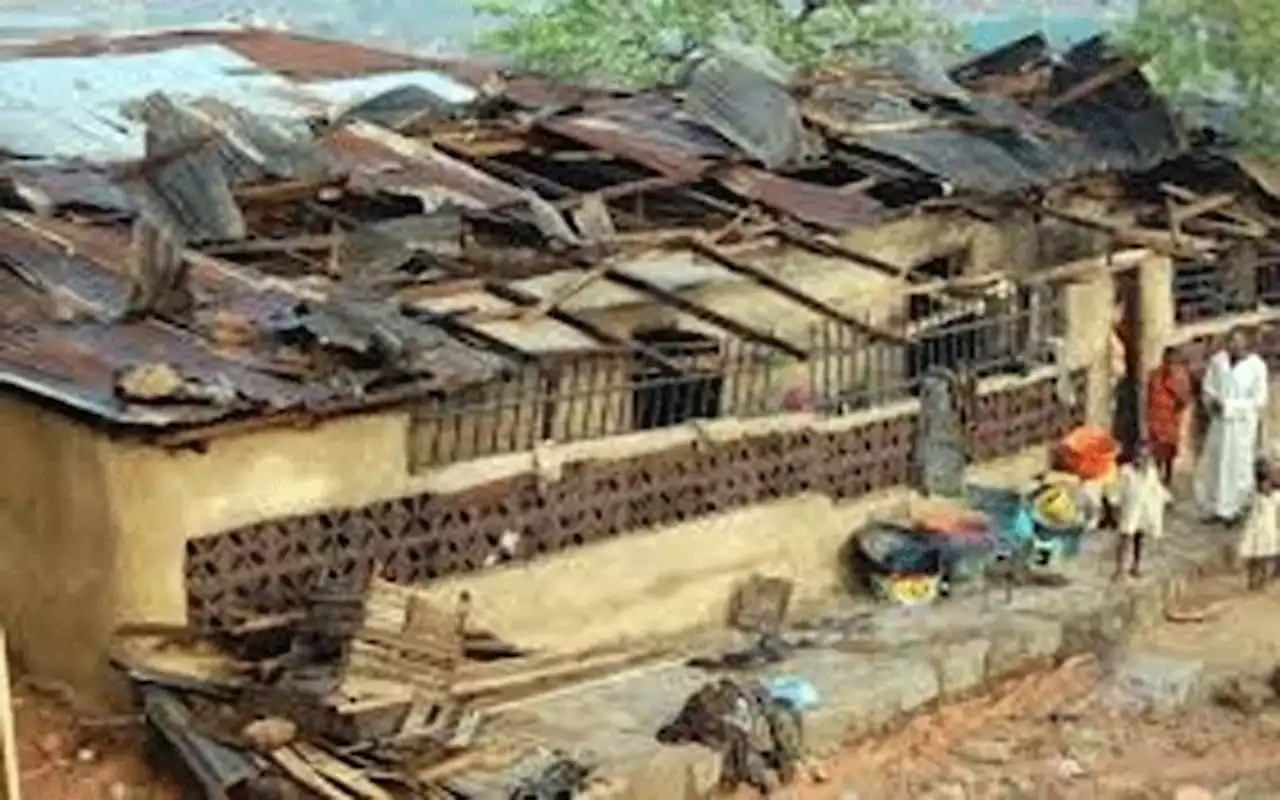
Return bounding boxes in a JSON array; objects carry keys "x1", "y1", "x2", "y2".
[
  {"x1": 1112, "y1": 271, "x2": 1143, "y2": 460},
  {"x1": 631, "y1": 328, "x2": 725, "y2": 430}
]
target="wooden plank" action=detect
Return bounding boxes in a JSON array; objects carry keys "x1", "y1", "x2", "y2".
[
  {"x1": 452, "y1": 646, "x2": 665, "y2": 700},
  {"x1": 517, "y1": 261, "x2": 612, "y2": 322},
  {"x1": 1161, "y1": 183, "x2": 1269, "y2": 235},
  {"x1": 1167, "y1": 192, "x2": 1235, "y2": 225},
  {"x1": 603, "y1": 267, "x2": 808, "y2": 358},
  {"x1": 1040, "y1": 56, "x2": 1143, "y2": 112},
  {"x1": 234, "y1": 178, "x2": 343, "y2": 205},
  {"x1": 293, "y1": 742, "x2": 395, "y2": 800},
  {"x1": 771, "y1": 226, "x2": 903, "y2": 278},
  {"x1": 687, "y1": 237, "x2": 907, "y2": 345},
  {"x1": 356, "y1": 629, "x2": 457, "y2": 668},
  {"x1": 0, "y1": 630, "x2": 19, "y2": 800},
  {"x1": 271, "y1": 747, "x2": 355, "y2": 800},
  {"x1": 1036, "y1": 205, "x2": 1216, "y2": 256}
]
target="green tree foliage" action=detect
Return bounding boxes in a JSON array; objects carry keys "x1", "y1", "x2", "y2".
[
  {"x1": 1123, "y1": 0, "x2": 1280, "y2": 153},
  {"x1": 472, "y1": 0, "x2": 961, "y2": 88}
]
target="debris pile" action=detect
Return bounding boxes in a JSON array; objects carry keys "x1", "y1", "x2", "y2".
[
  {"x1": 113, "y1": 573, "x2": 639, "y2": 798},
  {"x1": 657, "y1": 678, "x2": 807, "y2": 795}
]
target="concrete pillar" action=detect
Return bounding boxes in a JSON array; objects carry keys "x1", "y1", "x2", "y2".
[
  {"x1": 1135, "y1": 254, "x2": 1176, "y2": 443},
  {"x1": 1063, "y1": 270, "x2": 1116, "y2": 429},
  {"x1": 1137, "y1": 254, "x2": 1175, "y2": 380}
]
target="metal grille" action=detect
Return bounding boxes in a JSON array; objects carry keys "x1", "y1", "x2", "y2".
[
  {"x1": 407, "y1": 340, "x2": 779, "y2": 470},
  {"x1": 808, "y1": 286, "x2": 1063, "y2": 411},
  {"x1": 1173, "y1": 257, "x2": 1280, "y2": 324},
  {"x1": 185, "y1": 371, "x2": 1086, "y2": 631}
]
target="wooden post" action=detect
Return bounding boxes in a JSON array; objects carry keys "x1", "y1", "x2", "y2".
[{"x1": 0, "y1": 629, "x2": 21, "y2": 800}]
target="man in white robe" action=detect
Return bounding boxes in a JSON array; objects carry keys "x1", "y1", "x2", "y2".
[{"x1": 1195, "y1": 328, "x2": 1269, "y2": 522}]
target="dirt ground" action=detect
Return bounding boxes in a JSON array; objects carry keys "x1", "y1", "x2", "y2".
[
  {"x1": 10, "y1": 680, "x2": 182, "y2": 800},
  {"x1": 751, "y1": 574, "x2": 1280, "y2": 800},
  {"x1": 17, "y1": 575, "x2": 1280, "y2": 799}
]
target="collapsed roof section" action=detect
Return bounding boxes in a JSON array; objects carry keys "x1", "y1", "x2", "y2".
[{"x1": 0, "y1": 26, "x2": 1205, "y2": 437}]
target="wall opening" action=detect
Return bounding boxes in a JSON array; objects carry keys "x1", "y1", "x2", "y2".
[{"x1": 631, "y1": 328, "x2": 725, "y2": 430}]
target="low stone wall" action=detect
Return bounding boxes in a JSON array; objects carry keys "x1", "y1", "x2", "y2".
[{"x1": 485, "y1": 508, "x2": 1229, "y2": 798}]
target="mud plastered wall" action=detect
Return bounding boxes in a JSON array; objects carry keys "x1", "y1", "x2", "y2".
[{"x1": 185, "y1": 372, "x2": 1087, "y2": 630}]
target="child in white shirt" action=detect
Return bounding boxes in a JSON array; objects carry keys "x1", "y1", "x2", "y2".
[
  {"x1": 1239, "y1": 462, "x2": 1280, "y2": 591},
  {"x1": 1115, "y1": 444, "x2": 1171, "y2": 580}
]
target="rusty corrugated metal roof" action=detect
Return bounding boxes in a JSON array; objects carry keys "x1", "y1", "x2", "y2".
[
  {"x1": 0, "y1": 214, "x2": 515, "y2": 429},
  {"x1": 321, "y1": 123, "x2": 529, "y2": 210}
]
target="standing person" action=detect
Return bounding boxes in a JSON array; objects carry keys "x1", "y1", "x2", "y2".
[
  {"x1": 1238, "y1": 461, "x2": 1280, "y2": 590},
  {"x1": 1115, "y1": 444, "x2": 1170, "y2": 580},
  {"x1": 1195, "y1": 328, "x2": 1270, "y2": 523},
  {"x1": 1146, "y1": 346, "x2": 1193, "y2": 485}
]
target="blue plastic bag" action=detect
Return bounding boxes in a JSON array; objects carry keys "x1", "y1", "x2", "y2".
[{"x1": 765, "y1": 676, "x2": 820, "y2": 710}]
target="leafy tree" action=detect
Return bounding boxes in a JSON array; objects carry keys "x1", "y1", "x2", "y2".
[
  {"x1": 1122, "y1": 0, "x2": 1280, "y2": 153},
  {"x1": 472, "y1": 0, "x2": 961, "y2": 88}
]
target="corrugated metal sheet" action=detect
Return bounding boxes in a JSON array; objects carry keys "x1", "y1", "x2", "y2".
[
  {"x1": 305, "y1": 69, "x2": 479, "y2": 110},
  {"x1": 127, "y1": 93, "x2": 247, "y2": 244},
  {"x1": 717, "y1": 165, "x2": 884, "y2": 231},
  {"x1": 142, "y1": 687, "x2": 260, "y2": 797},
  {"x1": 188, "y1": 97, "x2": 334, "y2": 181},
  {"x1": 0, "y1": 43, "x2": 308, "y2": 160},
  {"x1": 323, "y1": 122, "x2": 529, "y2": 211},
  {"x1": 538, "y1": 114, "x2": 710, "y2": 181},
  {"x1": 807, "y1": 37, "x2": 1182, "y2": 196},
  {"x1": 0, "y1": 216, "x2": 513, "y2": 429},
  {"x1": 681, "y1": 45, "x2": 811, "y2": 170},
  {"x1": 2, "y1": 162, "x2": 136, "y2": 214}
]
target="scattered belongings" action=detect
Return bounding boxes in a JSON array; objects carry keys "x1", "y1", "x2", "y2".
[
  {"x1": 849, "y1": 473, "x2": 1088, "y2": 609},
  {"x1": 687, "y1": 634, "x2": 792, "y2": 671},
  {"x1": 656, "y1": 678, "x2": 807, "y2": 795},
  {"x1": 509, "y1": 752, "x2": 593, "y2": 799}
]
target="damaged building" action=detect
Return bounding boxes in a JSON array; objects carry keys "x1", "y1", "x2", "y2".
[{"x1": 0, "y1": 25, "x2": 1274, "y2": 704}]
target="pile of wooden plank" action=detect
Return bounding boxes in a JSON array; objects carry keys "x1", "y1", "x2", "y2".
[{"x1": 115, "y1": 577, "x2": 677, "y2": 798}]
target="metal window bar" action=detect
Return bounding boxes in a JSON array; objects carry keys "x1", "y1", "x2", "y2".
[
  {"x1": 808, "y1": 286, "x2": 1064, "y2": 414},
  {"x1": 1172, "y1": 256, "x2": 1280, "y2": 324},
  {"x1": 408, "y1": 338, "x2": 783, "y2": 469}
]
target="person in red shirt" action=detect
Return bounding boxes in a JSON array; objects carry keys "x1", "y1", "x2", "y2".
[{"x1": 1146, "y1": 346, "x2": 1193, "y2": 485}]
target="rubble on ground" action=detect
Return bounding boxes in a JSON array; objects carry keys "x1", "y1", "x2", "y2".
[{"x1": 111, "y1": 570, "x2": 659, "y2": 799}]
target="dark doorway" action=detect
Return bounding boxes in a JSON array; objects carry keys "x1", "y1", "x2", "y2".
[
  {"x1": 631, "y1": 328, "x2": 724, "y2": 430},
  {"x1": 1113, "y1": 271, "x2": 1143, "y2": 460}
]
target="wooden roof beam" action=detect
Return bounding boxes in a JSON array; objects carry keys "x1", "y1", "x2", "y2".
[
  {"x1": 686, "y1": 237, "x2": 907, "y2": 345},
  {"x1": 601, "y1": 267, "x2": 808, "y2": 359},
  {"x1": 483, "y1": 280, "x2": 683, "y2": 374},
  {"x1": 771, "y1": 225, "x2": 904, "y2": 278}
]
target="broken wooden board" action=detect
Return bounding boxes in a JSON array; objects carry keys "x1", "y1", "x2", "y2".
[
  {"x1": 271, "y1": 746, "x2": 355, "y2": 800},
  {"x1": 347, "y1": 579, "x2": 465, "y2": 699},
  {"x1": 293, "y1": 741, "x2": 394, "y2": 800},
  {"x1": 727, "y1": 575, "x2": 794, "y2": 634},
  {"x1": 454, "y1": 645, "x2": 670, "y2": 706}
]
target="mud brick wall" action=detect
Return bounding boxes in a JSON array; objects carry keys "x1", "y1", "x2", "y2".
[{"x1": 184, "y1": 372, "x2": 1087, "y2": 631}]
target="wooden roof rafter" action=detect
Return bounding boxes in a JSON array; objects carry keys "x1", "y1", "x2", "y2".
[
  {"x1": 685, "y1": 236, "x2": 907, "y2": 345},
  {"x1": 482, "y1": 280, "x2": 684, "y2": 373},
  {"x1": 601, "y1": 266, "x2": 807, "y2": 359}
]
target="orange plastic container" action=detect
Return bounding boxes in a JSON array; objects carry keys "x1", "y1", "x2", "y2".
[{"x1": 1056, "y1": 425, "x2": 1119, "y2": 480}]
